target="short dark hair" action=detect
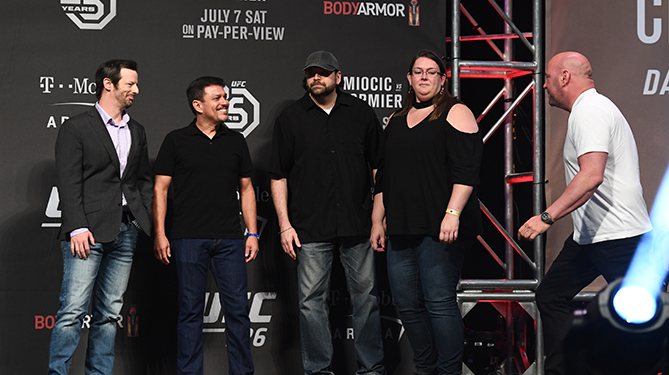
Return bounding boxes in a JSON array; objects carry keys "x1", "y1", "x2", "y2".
[
  {"x1": 94, "y1": 59, "x2": 138, "y2": 100},
  {"x1": 186, "y1": 76, "x2": 227, "y2": 116}
]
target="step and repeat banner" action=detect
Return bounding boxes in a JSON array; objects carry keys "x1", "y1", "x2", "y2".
[
  {"x1": 545, "y1": 1, "x2": 669, "y2": 285},
  {"x1": 0, "y1": 1, "x2": 446, "y2": 374}
]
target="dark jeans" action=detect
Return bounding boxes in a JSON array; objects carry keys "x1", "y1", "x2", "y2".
[
  {"x1": 387, "y1": 235, "x2": 468, "y2": 375},
  {"x1": 172, "y1": 238, "x2": 253, "y2": 375},
  {"x1": 536, "y1": 234, "x2": 642, "y2": 375}
]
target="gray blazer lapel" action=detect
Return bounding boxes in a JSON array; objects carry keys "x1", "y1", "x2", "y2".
[
  {"x1": 126, "y1": 120, "x2": 140, "y2": 175},
  {"x1": 88, "y1": 108, "x2": 121, "y2": 173}
]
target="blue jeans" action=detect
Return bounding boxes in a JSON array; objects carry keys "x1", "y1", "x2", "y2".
[
  {"x1": 172, "y1": 238, "x2": 253, "y2": 375},
  {"x1": 387, "y1": 236, "x2": 467, "y2": 375},
  {"x1": 48, "y1": 223, "x2": 138, "y2": 375},
  {"x1": 296, "y1": 238, "x2": 385, "y2": 375}
]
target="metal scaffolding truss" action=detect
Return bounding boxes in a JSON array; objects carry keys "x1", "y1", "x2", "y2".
[{"x1": 447, "y1": 1, "x2": 545, "y2": 374}]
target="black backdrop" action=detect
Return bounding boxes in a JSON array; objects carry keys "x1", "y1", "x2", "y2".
[{"x1": 0, "y1": 1, "x2": 448, "y2": 374}]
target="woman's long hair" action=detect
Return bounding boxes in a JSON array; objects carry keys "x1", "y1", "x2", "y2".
[{"x1": 395, "y1": 49, "x2": 455, "y2": 122}]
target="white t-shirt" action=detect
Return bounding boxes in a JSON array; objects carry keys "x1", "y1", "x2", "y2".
[{"x1": 565, "y1": 88, "x2": 652, "y2": 244}]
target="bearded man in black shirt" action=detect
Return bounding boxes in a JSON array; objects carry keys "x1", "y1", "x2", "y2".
[{"x1": 270, "y1": 51, "x2": 386, "y2": 375}]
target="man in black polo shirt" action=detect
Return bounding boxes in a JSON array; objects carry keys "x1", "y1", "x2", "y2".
[
  {"x1": 270, "y1": 51, "x2": 386, "y2": 375},
  {"x1": 153, "y1": 76, "x2": 258, "y2": 375}
]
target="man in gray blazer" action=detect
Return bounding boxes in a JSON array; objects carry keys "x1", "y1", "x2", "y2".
[{"x1": 48, "y1": 59, "x2": 153, "y2": 375}]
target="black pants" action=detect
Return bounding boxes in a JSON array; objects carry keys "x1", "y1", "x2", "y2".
[{"x1": 536, "y1": 233, "x2": 642, "y2": 375}]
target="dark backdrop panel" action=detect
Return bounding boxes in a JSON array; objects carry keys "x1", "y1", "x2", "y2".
[{"x1": 0, "y1": 1, "x2": 445, "y2": 374}]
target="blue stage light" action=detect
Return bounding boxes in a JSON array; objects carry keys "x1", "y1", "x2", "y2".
[
  {"x1": 612, "y1": 285, "x2": 658, "y2": 324},
  {"x1": 562, "y1": 157, "x2": 669, "y2": 374},
  {"x1": 564, "y1": 279, "x2": 669, "y2": 375},
  {"x1": 620, "y1": 163, "x2": 669, "y2": 306}
]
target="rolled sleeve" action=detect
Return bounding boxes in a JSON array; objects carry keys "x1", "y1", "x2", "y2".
[{"x1": 447, "y1": 128, "x2": 483, "y2": 186}]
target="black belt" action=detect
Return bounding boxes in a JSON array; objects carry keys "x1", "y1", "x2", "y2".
[{"x1": 121, "y1": 209, "x2": 135, "y2": 224}]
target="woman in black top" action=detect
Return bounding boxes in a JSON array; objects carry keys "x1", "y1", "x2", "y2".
[{"x1": 371, "y1": 50, "x2": 483, "y2": 375}]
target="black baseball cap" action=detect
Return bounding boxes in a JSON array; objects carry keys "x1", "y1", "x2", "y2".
[{"x1": 303, "y1": 51, "x2": 340, "y2": 71}]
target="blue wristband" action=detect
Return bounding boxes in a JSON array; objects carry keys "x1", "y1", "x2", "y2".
[{"x1": 247, "y1": 233, "x2": 260, "y2": 239}]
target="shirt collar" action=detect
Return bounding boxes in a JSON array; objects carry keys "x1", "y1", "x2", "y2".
[
  {"x1": 572, "y1": 88, "x2": 597, "y2": 108},
  {"x1": 298, "y1": 89, "x2": 352, "y2": 112},
  {"x1": 95, "y1": 102, "x2": 130, "y2": 128},
  {"x1": 186, "y1": 119, "x2": 230, "y2": 138}
]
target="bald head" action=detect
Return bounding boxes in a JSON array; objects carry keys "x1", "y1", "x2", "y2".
[
  {"x1": 552, "y1": 52, "x2": 593, "y2": 81},
  {"x1": 544, "y1": 51, "x2": 595, "y2": 111}
]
